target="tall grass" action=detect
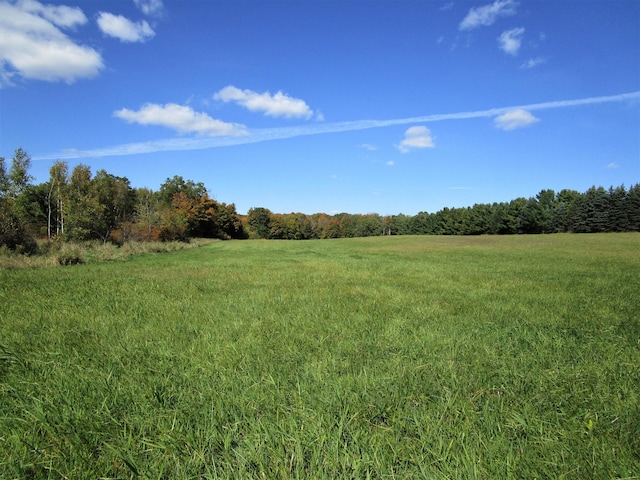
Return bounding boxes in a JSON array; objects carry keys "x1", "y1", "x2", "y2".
[
  {"x1": 0, "y1": 238, "x2": 215, "y2": 269},
  {"x1": 0, "y1": 234, "x2": 638, "y2": 478}
]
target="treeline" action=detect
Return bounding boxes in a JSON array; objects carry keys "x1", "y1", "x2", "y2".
[
  {"x1": 0, "y1": 149, "x2": 245, "y2": 253},
  {"x1": 1, "y1": 148, "x2": 639, "y2": 253},
  {"x1": 247, "y1": 185, "x2": 640, "y2": 239}
]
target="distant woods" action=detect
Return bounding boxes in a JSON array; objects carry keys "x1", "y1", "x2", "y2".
[
  {"x1": 1, "y1": 148, "x2": 639, "y2": 253},
  {"x1": 248, "y1": 184, "x2": 640, "y2": 239}
]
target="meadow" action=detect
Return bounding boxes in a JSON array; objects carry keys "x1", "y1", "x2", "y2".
[{"x1": 0, "y1": 234, "x2": 638, "y2": 479}]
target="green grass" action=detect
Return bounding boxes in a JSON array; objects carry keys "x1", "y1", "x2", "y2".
[{"x1": 1, "y1": 234, "x2": 639, "y2": 479}]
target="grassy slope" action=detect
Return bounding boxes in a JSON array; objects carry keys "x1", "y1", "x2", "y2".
[{"x1": 1, "y1": 234, "x2": 638, "y2": 479}]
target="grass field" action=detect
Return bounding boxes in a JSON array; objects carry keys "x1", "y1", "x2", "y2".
[{"x1": 1, "y1": 234, "x2": 639, "y2": 479}]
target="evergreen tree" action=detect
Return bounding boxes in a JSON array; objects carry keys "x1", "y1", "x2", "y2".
[
  {"x1": 555, "y1": 189, "x2": 581, "y2": 232},
  {"x1": 627, "y1": 184, "x2": 640, "y2": 231},
  {"x1": 607, "y1": 185, "x2": 629, "y2": 232}
]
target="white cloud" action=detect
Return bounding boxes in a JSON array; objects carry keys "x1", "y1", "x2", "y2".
[
  {"x1": 97, "y1": 12, "x2": 155, "y2": 43},
  {"x1": 459, "y1": 0, "x2": 518, "y2": 31},
  {"x1": 134, "y1": 0, "x2": 164, "y2": 17},
  {"x1": 521, "y1": 57, "x2": 546, "y2": 69},
  {"x1": 18, "y1": 0, "x2": 87, "y2": 27},
  {"x1": 607, "y1": 162, "x2": 619, "y2": 169},
  {"x1": 214, "y1": 85, "x2": 314, "y2": 119},
  {"x1": 360, "y1": 143, "x2": 378, "y2": 151},
  {"x1": 493, "y1": 108, "x2": 539, "y2": 130},
  {"x1": 0, "y1": 0, "x2": 103, "y2": 85},
  {"x1": 498, "y1": 27, "x2": 524, "y2": 55},
  {"x1": 386, "y1": 160, "x2": 395, "y2": 166},
  {"x1": 114, "y1": 103, "x2": 248, "y2": 137},
  {"x1": 35, "y1": 91, "x2": 640, "y2": 160},
  {"x1": 397, "y1": 126, "x2": 435, "y2": 153}
]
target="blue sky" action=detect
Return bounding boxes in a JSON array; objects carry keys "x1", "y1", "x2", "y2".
[{"x1": 1, "y1": 0, "x2": 638, "y2": 215}]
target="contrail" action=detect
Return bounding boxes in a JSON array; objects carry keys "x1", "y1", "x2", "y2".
[{"x1": 33, "y1": 91, "x2": 640, "y2": 160}]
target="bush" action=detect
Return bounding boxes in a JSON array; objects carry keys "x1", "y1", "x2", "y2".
[
  {"x1": 0, "y1": 200, "x2": 38, "y2": 255},
  {"x1": 55, "y1": 245, "x2": 85, "y2": 266}
]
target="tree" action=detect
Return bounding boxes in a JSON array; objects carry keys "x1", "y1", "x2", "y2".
[
  {"x1": 48, "y1": 161, "x2": 69, "y2": 238},
  {"x1": 247, "y1": 207, "x2": 273, "y2": 239},
  {"x1": 410, "y1": 211, "x2": 433, "y2": 235},
  {"x1": 520, "y1": 197, "x2": 544, "y2": 234},
  {"x1": 0, "y1": 157, "x2": 9, "y2": 199},
  {"x1": 352, "y1": 214, "x2": 383, "y2": 237},
  {"x1": 465, "y1": 204, "x2": 491, "y2": 235},
  {"x1": 519, "y1": 190, "x2": 556, "y2": 234},
  {"x1": 158, "y1": 175, "x2": 207, "y2": 206},
  {"x1": 134, "y1": 187, "x2": 161, "y2": 241},
  {"x1": 572, "y1": 186, "x2": 609, "y2": 233},
  {"x1": 0, "y1": 150, "x2": 38, "y2": 252},
  {"x1": 217, "y1": 202, "x2": 245, "y2": 239},
  {"x1": 65, "y1": 164, "x2": 105, "y2": 240},
  {"x1": 627, "y1": 184, "x2": 640, "y2": 231},
  {"x1": 0, "y1": 198, "x2": 38, "y2": 253},
  {"x1": 607, "y1": 185, "x2": 629, "y2": 232},
  {"x1": 13, "y1": 183, "x2": 48, "y2": 238},
  {"x1": 489, "y1": 202, "x2": 511, "y2": 234},
  {"x1": 388, "y1": 214, "x2": 412, "y2": 235},
  {"x1": 555, "y1": 189, "x2": 581, "y2": 232},
  {"x1": 536, "y1": 189, "x2": 557, "y2": 233},
  {"x1": 8, "y1": 148, "x2": 34, "y2": 198},
  {"x1": 91, "y1": 170, "x2": 136, "y2": 242}
]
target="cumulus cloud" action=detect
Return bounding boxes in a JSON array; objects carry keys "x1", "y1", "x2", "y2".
[
  {"x1": 397, "y1": 126, "x2": 435, "y2": 153},
  {"x1": 498, "y1": 27, "x2": 524, "y2": 55},
  {"x1": 0, "y1": 0, "x2": 103, "y2": 85},
  {"x1": 493, "y1": 108, "x2": 539, "y2": 130},
  {"x1": 114, "y1": 103, "x2": 248, "y2": 137},
  {"x1": 459, "y1": 0, "x2": 518, "y2": 30},
  {"x1": 214, "y1": 85, "x2": 314, "y2": 119},
  {"x1": 97, "y1": 12, "x2": 155, "y2": 43},
  {"x1": 17, "y1": 0, "x2": 86, "y2": 27},
  {"x1": 134, "y1": 0, "x2": 164, "y2": 17}
]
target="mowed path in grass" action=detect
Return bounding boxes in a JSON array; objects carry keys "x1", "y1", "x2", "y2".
[{"x1": 1, "y1": 234, "x2": 639, "y2": 478}]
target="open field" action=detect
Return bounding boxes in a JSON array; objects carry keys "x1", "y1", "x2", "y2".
[{"x1": 1, "y1": 234, "x2": 639, "y2": 479}]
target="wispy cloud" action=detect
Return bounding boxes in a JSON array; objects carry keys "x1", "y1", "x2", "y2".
[
  {"x1": 521, "y1": 57, "x2": 546, "y2": 69},
  {"x1": 459, "y1": 0, "x2": 518, "y2": 31},
  {"x1": 214, "y1": 85, "x2": 314, "y2": 119},
  {"x1": 359, "y1": 143, "x2": 378, "y2": 151},
  {"x1": 498, "y1": 27, "x2": 524, "y2": 56},
  {"x1": 34, "y1": 91, "x2": 640, "y2": 160},
  {"x1": 0, "y1": 0, "x2": 103, "y2": 85},
  {"x1": 97, "y1": 12, "x2": 155, "y2": 43},
  {"x1": 607, "y1": 162, "x2": 619, "y2": 169},
  {"x1": 134, "y1": 0, "x2": 164, "y2": 18}
]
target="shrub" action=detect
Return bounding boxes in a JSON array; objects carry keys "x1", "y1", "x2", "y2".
[
  {"x1": 0, "y1": 200, "x2": 38, "y2": 255},
  {"x1": 55, "y1": 245, "x2": 85, "y2": 266}
]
